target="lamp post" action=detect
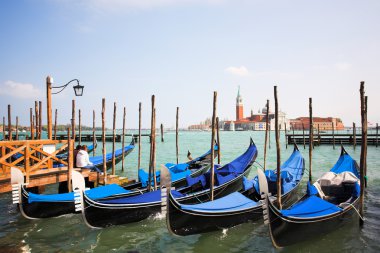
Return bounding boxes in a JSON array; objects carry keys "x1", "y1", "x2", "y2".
[{"x1": 46, "y1": 76, "x2": 84, "y2": 139}]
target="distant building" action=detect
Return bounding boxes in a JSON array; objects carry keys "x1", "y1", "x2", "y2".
[
  {"x1": 289, "y1": 117, "x2": 344, "y2": 131},
  {"x1": 223, "y1": 87, "x2": 289, "y2": 131}
]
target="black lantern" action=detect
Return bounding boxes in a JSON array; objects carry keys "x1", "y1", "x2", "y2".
[
  {"x1": 51, "y1": 79, "x2": 84, "y2": 96},
  {"x1": 73, "y1": 83, "x2": 84, "y2": 96}
]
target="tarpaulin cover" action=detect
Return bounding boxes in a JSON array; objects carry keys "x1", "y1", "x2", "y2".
[
  {"x1": 281, "y1": 195, "x2": 342, "y2": 218},
  {"x1": 330, "y1": 154, "x2": 359, "y2": 178},
  {"x1": 138, "y1": 169, "x2": 160, "y2": 187},
  {"x1": 306, "y1": 181, "x2": 318, "y2": 196},
  {"x1": 252, "y1": 149, "x2": 305, "y2": 194},
  {"x1": 165, "y1": 163, "x2": 189, "y2": 173},
  {"x1": 215, "y1": 143, "x2": 257, "y2": 176},
  {"x1": 99, "y1": 189, "x2": 184, "y2": 204},
  {"x1": 186, "y1": 174, "x2": 206, "y2": 187},
  {"x1": 180, "y1": 192, "x2": 258, "y2": 212},
  {"x1": 28, "y1": 184, "x2": 130, "y2": 203}
]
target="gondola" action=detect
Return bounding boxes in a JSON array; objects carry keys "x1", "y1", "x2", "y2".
[
  {"x1": 260, "y1": 146, "x2": 361, "y2": 248},
  {"x1": 165, "y1": 144, "x2": 305, "y2": 236},
  {"x1": 10, "y1": 167, "x2": 131, "y2": 219},
  {"x1": 72, "y1": 139, "x2": 258, "y2": 228},
  {"x1": 10, "y1": 143, "x2": 213, "y2": 219}
]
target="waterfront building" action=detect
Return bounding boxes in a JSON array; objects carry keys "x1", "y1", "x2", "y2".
[{"x1": 289, "y1": 117, "x2": 345, "y2": 130}]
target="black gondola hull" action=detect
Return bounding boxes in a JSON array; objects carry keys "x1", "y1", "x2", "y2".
[
  {"x1": 20, "y1": 189, "x2": 76, "y2": 219},
  {"x1": 266, "y1": 196, "x2": 360, "y2": 247}
]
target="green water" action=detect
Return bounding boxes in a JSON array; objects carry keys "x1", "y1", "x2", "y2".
[{"x1": 0, "y1": 131, "x2": 379, "y2": 252}]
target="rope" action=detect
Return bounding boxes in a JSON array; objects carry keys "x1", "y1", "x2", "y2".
[{"x1": 346, "y1": 203, "x2": 365, "y2": 221}]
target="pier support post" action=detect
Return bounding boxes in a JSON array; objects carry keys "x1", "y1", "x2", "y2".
[
  {"x1": 376, "y1": 123, "x2": 378, "y2": 147},
  {"x1": 35, "y1": 101, "x2": 39, "y2": 139}
]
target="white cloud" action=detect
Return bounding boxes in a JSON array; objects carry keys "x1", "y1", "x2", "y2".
[
  {"x1": 0, "y1": 81, "x2": 42, "y2": 99},
  {"x1": 225, "y1": 66, "x2": 250, "y2": 76},
  {"x1": 334, "y1": 62, "x2": 352, "y2": 71}
]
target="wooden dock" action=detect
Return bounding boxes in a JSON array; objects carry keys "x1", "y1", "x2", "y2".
[
  {"x1": 286, "y1": 133, "x2": 379, "y2": 146},
  {"x1": 0, "y1": 139, "x2": 133, "y2": 194}
]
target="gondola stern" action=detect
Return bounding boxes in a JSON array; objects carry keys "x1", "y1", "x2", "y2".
[{"x1": 72, "y1": 170, "x2": 98, "y2": 229}]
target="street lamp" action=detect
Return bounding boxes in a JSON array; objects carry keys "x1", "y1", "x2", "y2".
[
  {"x1": 46, "y1": 76, "x2": 85, "y2": 139},
  {"x1": 51, "y1": 78, "x2": 84, "y2": 96}
]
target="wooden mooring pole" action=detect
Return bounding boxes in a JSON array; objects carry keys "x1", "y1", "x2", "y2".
[
  {"x1": 176, "y1": 107, "x2": 179, "y2": 164},
  {"x1": 92, "y1": 110, "x2": 96, "y2": 157},
  {"x1": 39, "y1": 101, "x2": 42, "y2": 139},
  {"x1": 353, "y1": 122, "x2": 356, "y2": 150},
  {"x1": 102, "y1": 98, "x2": 107, "y2": 183},
  {"x1": 78, "y1": 109, "x2": 82, "y2": 145},
  {"x1": 112, "y1": 102, "x2": 117, "y2": 175},
  {"x1": 263, "y1": 100, "x2": 269, "y2": 171},
  {"x1": 292, "y1": 123, "x2": 295, "y2": 145},
  {"x1": 121, "y1": 106, "x2": 126, "y2": 171},
  {"x1": 332, "y1": 121, "x2": 335, "y2": 149},
  {"x1": 138, "y1": 102, "x2": 142, "y2": 170},
  {"x1": 309, "y1": 98, "x2": 313, "y2": 183},
  {"x1": 152, "y1": 108, "x2": 157, "y2": 190},
  {"x1": 67, "y1": 128, "x2": 73, "y2": 192},
  {"x1": 8, "y1": 105, "x2": 12, "y2": 141},
  {"x1": 30, "y1": 108, "x2": 34, "y2": 140},
  {"x1": 302, "y1": 123, "x2": 305, "y2": 149},
  {"x1": 2, "y1": 117, "x2": 5, "y2": 140},
  {"x1": 148, "y1": 96, "x2": 155, "y2": 191},
  {"x1": 216, "y1": 116, "x2": 221, "y2": 165},
  {"x1": 376, "y1": 123, "x2": 378, "y2": 147},
  {"x1": 160, "y1": 124, "x2": 164, "y2": 142},
  {"x1": 35, "y1": 101, "x2": 39, "y2": 139},
  {"x1": 359, "y1": 81, "x2": 367, "y2": 226},
  {"x1": 15, "y1": 116, "x2": 19, "y2": 140},
  {"x1": 210, "y1": 91, "x2": 217, "y2": 201},
  {"x1": 72, "y1": 100, "x2": 75, "y2": 141},
  {"x1": 284, "y1": 122, "x2": 287, "y2": 149},
  {"x1": 274, "y1": 86, "x2": 282, "y2": 209},
  {"x1": 54, "y1": 109, "x2": 58, "y2": 140}
]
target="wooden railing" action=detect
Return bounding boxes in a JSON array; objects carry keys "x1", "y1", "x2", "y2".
[{"x1": 0, "y1": 139, "x2": 73, "y2": 183}]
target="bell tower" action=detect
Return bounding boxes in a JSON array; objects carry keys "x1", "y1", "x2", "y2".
[{"x1": 236, "y1": 86, "x2": 244, "y2": 120}]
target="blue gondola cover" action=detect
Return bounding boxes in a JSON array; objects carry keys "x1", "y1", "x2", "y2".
[
  {"x1": 28, "y1": 184, "x2": 130, "y2": 203},
  {"x1": 180, "y1": 192, "x2": 258, "y2": 212},
  {"x1": 281, "y1": 195, "x2": 342, "y2": 218},
  {"x1": 100, "y1": 189, "x2": 184, "y2": 204}
]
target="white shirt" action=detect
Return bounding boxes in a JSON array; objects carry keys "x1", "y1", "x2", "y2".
[{"x1": 76, "y1": 150, "x2": 93, "y2": 167}]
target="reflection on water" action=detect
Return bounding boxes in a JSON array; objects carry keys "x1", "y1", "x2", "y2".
[{"x1": 0, "y1": 131, "x2": 379, "y2": 252}]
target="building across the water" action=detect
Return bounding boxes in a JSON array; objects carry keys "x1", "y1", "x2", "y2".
[
  {"x1": 289, "y1": 117, "x2": 345, "y2": 130},
  {"x1": 223, "y1": 86, "x2": 290, "y2": 131}
]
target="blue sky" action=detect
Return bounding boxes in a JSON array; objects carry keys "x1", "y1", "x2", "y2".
[{"x1": 0, "y1": 0, "x2": 379, "y2": 128}]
